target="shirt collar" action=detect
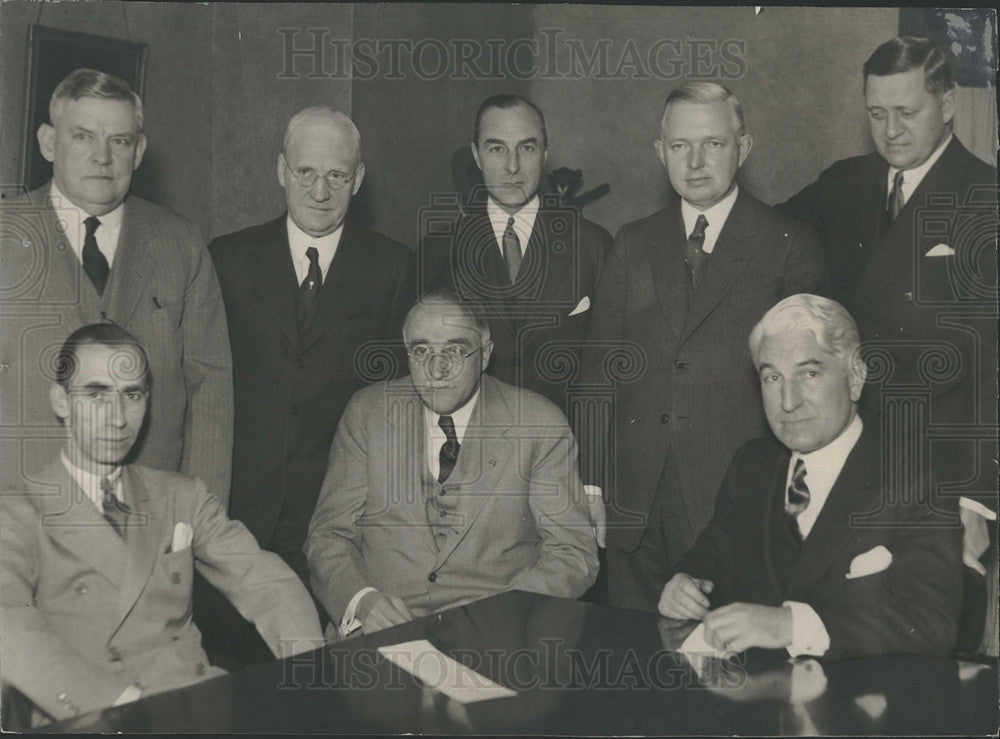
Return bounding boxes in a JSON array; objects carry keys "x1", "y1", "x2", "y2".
[
  {"x1": 424, "y1": 388, "x2": 481, "y2": 445},
  {"x1": 61, "y1": 447, "x2": 123, "y2": 508},
  {"x1": 888, "y1": 132, "x2": 952, "y2": 193},
  {"x1": 680, "y1": 185, "x2": 739, "y2": 240},
  {"x1": 286, "y1": 215, "x2": 343, "y2": 253},
  {"x1": 793, "y1": 413, "x2": 863, "y2": 473},
  {"x1": 486, "y1": 195, "x2": 539, "y2": 248},
  {"x1": 49, "y1": 181, "x2": 125, "y2": 251}
]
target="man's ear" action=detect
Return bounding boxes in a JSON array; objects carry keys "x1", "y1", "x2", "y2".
[
  {"x1": 49, "y1": 384, "x2": 70, "y2": 423},
  {"x1": 848, "y1": 351, "x2": 868, "y2": 402},
  {"x1": 37, "y1": 124, "x2": 56, "y2": 163},
  {"x1": 277, "y1": 152, "x2": 288, "y2": 188},
  {"x1": 480, "y1": 337, "x2": 494, "y2": 370},
  {"x1": 653, "y1": 138, "x2": 667, "y2": 168},
  {"x1": 132, "y1": 134, "x2": 147, "y2": 171},
  {"x1": 470, "y1": 142, "x2": 482, "y2": 171},
  {"x1": 351, "y1": 162, "x2": 366, "y2": 195},
  {"x1": 940, "y1": 88, "x2": 957, "y2": 126},
  {"x1": 737, "y1": 132, "x2": 754, "y2": 167}
]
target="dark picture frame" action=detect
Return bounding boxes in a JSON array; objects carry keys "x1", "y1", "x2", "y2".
[{"x1": 20, "y1": 24, "x2": 148, "y2": 191}]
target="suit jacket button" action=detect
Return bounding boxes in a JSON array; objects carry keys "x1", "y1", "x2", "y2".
[
  {"x1": 171, "y1": 572, "x2": 182, "y2": 584},
  {"x1": 196, "y1": 663, "x2": 206, "y2": 676},
  {"x1": 290, "y1": 405, "x2": 298, "y2": 416},
  {"x1": 660, "y1": 414, "x2": 669, "y2": 424},
  {"x1": 100, "y1": 311, "x2": 108, "y2": 321},
  {"x1": 108, "y1": 646, "x2": 121, "y2": 662},
  {"x1": 674, "y1": 360, "x2": 686, "y2": 369},
  {"x1": 296, "y1": 358, "x2": 306, "y2": 369},
  {"x1": 427, "y1": 572, "x2": 437, "y2": 583},
  {"x1": 75, "y1": 581, "x2": 88, "y2": 594}
]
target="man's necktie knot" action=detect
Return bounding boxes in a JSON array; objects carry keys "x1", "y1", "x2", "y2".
[
  {"x1": 82, "y1": 216, "x2": 110, "y2": 295},
  {"x1": 100, "y1": 476, "x2": 128, "y2": 537},
  {"x1": 786, "y1": 457, "x2": 811, "y2": 516}
]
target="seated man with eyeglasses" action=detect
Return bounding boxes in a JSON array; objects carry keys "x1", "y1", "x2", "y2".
[
  {"x1": 1, "y1": 323, "x2": 323, "y2": 724},
  {"x1": 306, "y1": 289, "x2": 598, "y2": 636}
]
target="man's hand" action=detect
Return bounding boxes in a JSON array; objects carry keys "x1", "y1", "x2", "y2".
[
  {"x1": 702, "y1": 603, "x2": 793, "y2": 652},
  {"x1": 658, "y1": 573, "x2": 713, "y2": 620},
  {"x1": 587, "y1": 495, "x2": 606, "y2": 548},
  {"x1": 960, "y1": 505, "x2": 990, "y2": 566},
  {"x1": 357, "y1": 591, "x2": 413, "y2": 633}
]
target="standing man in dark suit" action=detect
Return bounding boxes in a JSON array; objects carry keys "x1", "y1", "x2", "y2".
[
  {"x1": 419, "y1": 94, "x2": 612, "y2": 545},
  {"x1": 1, "y1": 68, "x2": 232, "y2": 502},
  {"x1": 206, "y1": 107, "x2": 413, "y2": 662},
  {"x1": 779, "y1": 37, "x2": 997, "y2": 649},
  {"x1": 581, "y1": 82, "x2": 829, "y2": 612},
  {"x1": 659, "y1": 295, "x2": 962, "y2": 660}
]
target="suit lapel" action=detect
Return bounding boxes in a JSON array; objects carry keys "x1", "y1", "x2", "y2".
[
  {"x1": 455, "y1": 211, "x2": 519, "y2": 338},
  {"x1": 112, "y1": 466, "x2": 168, "y2": 634},
  {"x1": 300, "y1": 220, "x2": 375, "y2": 352},
  {"x1": 36, "y1": 461, "x2": 126, "y2": 588},
  {"x1": 388, "y1": 384, "x2": 440, "y2": 552},
  {"x1": 646, "y1": 207, "x2": 689, "y2": 340},
  {"x1": 758, "y1": 445, "x2": 794, "y2": 604},
  {"x1": 104, "y1": 198, "x2": 156, "y2": 326},
  {"x1": 433, "y1": 377, "x2": 516, "y2": 568},
  {"x1": 248, "y1": 216, "x2": 301, "y2": 350},
  {"x1": 682, "y1": 192, "x2": 761, "y2": 340},
  {"x1": 789, "y1": 423, "x2": 879, "y2": 595}
]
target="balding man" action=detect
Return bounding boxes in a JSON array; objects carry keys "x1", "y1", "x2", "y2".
[{"x1": 206, "y1": 107, "x2": 413, "y2": 665}]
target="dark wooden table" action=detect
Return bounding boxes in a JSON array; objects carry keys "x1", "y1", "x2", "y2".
[{"x1": 42, "y1": 591, "x2": 998, "y2": 734}]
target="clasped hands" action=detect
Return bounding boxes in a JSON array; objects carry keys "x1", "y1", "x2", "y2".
[
  {"x1": 658, "y1": 572, "x2": 792, "y2": 652},
  {"x1": 356, "y1": 590, "x2": 413, "y2": 633}
]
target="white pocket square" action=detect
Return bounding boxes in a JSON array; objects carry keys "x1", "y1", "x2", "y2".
[
  {"x1": 171, "y1": 522, "x2": 194, "y2": 552},
  {"x1": 845, "y1": 545, "x2": 892, "y2": 579},
  {"x1": 568, "y1": 296, "x2": 590, "y2": 317},
  {"x1": 925, "y1": 243, "x2": 955, "y2": 257}
]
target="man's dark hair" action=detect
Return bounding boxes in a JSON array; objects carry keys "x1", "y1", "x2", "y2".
[
  {"x1": 473, "y1": 94, "x2": 548, "y2": 147},
  {"x1": 403, "y1": 289, "x2": 491, "y2": 342},
  {"x1": 863, "y1": 36, "x2": 955, "y2": 95},
  {"x1": 55, "y1": 322, "x2": 150, "y2": 388}
]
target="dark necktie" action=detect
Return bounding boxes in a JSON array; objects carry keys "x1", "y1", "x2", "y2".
[
  {"x1": 502, "y1": 216, "x2": 522, "y2": 283},
  {"x1": 297, "y1": 246, "x2": 323, "y2": 329},
  {"x1": 438, "y1": 415, "x2": 460, "y2": 484},
  {"x1": 82, "y1": 216, "x2": 110, "y2": 295},
  {"x1": 100, "y1": 476, "x2": 128, "y2": 538},
  {"x1": 785, "y1": 457, "x2": 810, "y2": 541},
  {"x1": 684, "y1": 214, "x2": 709, "y2": 291},
  {"x1": 886, "y1": 169, "x2": 904, "y2": 225}
]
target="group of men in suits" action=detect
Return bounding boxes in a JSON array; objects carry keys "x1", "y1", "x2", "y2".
[{"x1": 1, "y1": 32, "x2": 996, "y2": 723}]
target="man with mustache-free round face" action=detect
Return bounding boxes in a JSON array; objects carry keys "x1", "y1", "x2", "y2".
[{"x1": 580, "y1": 82, "x2": 828, "y2": 612}]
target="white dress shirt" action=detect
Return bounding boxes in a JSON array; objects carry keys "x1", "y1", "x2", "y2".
[
  {"x1": 886, "y1": 133, "x2": 952, "y2": 209},
  {"x1": 61, "y1": 448, "x2": 123, "y2": 509},
  {"x1": 286, "y1": 216, "x2": 342, "y2": 285},
  {"x1": 49, "y1": 182, "x2": 125, "y2": 267},
  {"x1": 339, "y1": 390, "x2": 481, "y2": 638},
  {"x1": 782, "y1": 413, "x2": 863, "y2": 658},
  {"x1": 680, "y1": 184, "x2": 739, "y2": 254},
  {"x1": 486, "y1": 195, "x2": 539, "y2": 258}
]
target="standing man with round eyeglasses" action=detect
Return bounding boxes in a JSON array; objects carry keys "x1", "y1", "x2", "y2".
[
  {"x1": 206, "y1": 107, "x2": 414, "y2": 667},
  {"x1": 307, "y1": 290, "x2": 597, "y2": 637}
]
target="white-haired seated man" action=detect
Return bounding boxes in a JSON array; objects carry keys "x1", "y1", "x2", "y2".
[{"x1": 658, "y1": 294, "x2": 962, "y2": 660}]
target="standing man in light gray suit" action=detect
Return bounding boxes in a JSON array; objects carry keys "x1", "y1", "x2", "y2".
[
  {"x1": 1, "y1": 68, "x2": 232, "y2": 501},
  {"x1": 307, "y1": 290, "x2": 597, "y2": 637}
]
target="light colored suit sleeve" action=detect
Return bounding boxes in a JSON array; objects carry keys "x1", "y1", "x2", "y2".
[
  {"x1": 508, "y1": 419, "x2": 599, "y2": 599},
  {"x1": 189, "y1": 478, "x2": 323, "y2": 657},
  {"x1": 1, "y1": 498, "x2": 134, "y2": 720},
  {"x1": 179, "y1": 227, "x2": 234, "y2": 505},
  {"x1": 305, "y1": 393, "x2": 374, "y2": 622}
]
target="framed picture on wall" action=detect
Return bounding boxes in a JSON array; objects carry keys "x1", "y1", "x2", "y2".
[{"x1": 20, "y1": 24, "x2": 148, "y2": 191}]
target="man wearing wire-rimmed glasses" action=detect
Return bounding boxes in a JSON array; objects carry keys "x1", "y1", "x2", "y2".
[
  {"x1": 206, "y1": 107, "x2": 414, "y2": 666},
  {"x1": 307, "y1": 290, "x2": 598, "y2": 638}
]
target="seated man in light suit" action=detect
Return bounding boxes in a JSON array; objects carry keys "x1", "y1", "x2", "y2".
[
  {"x1": 307, "y1": 289, "x2": 598, "y2": 636},
  {"x1": 658, "y1": 294, "x2": 962, "y2": 660},
  {"x1": 1, "y1": 324, "x2": 323, "y2": 724}
]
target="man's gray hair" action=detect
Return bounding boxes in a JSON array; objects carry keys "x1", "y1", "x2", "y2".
[
  {"x1": 50, "y1": 68, "x2": 143, "y2": 131},
  {"x1": 403, "y1": 289, "x2": 491, "y2": 344},
  {"x1": 661, "y1": 81, "x2": 746, "y2": 136},
  {"x1": 749, "y1": 294, "x2": 861, "y2": 368},
  {"x1": 283, "y1": 106, "x2": 362, "y2": 164}
]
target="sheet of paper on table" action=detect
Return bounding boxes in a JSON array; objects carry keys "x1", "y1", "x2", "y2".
[{"x1": 377, "y1": 639, "x2": 517, "y2": 704}]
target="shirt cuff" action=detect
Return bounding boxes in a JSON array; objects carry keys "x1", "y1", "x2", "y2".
[
  {"x1": 583, "y1": 485, "x2": 603, "y2": 499},
  {"x1": 960, "y1": 497, "x2": 997, "y2": 521},
  {"x1": 340, "y1": 587, "x2": 379, "y2": 638},
  {"x1": 783, "y1": 601, "x2": 830, "y2": 658}
]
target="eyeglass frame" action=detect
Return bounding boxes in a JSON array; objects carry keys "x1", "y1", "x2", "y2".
[
  {"x1": 282, "y1": 156, "x2": 359, "y2": 191},
  {"x1": 405, "y1": 342, "x2": 489, "y2": 371}
]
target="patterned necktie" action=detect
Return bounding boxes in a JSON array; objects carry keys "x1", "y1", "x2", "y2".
[
  {"x1": 100, "y1": 476, "x2": 128, "y2": 538},
  {"x1": 786, "y1": 457, "x2": 810, "y2": 541},
  {"x1": 684, "y1": 214, "x2": 709, "y2": 291},
  {"x1": 298, "y1": 246, "x2": 323, "y2": 328},
  {"x1": 886, "y1": 169, "x2": 905, "y2": 225},
  {"x1": 438, "y1": 415, "x2": 460, "y2": 484},
  {"x1": 502, "y1": 216, "x2": 522, "y2": 283},
  {"x1": 82, "y1": 216, "x2": 110, "y2": 295}
]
